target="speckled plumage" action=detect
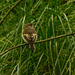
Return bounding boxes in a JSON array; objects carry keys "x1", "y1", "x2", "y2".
[
  {"x1": 22, "y1": 23, "x2": 37, "y2": 50},
  {"x1": 23, "y1": 26, "x2": 36, "y2": 34}
]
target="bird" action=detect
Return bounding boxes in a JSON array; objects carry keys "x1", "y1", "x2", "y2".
[{"x1": 22, "y1": 23, "x2": 37, "y2": 50}]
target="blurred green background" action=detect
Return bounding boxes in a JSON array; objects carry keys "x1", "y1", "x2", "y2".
[{"x1": 0, "y1": 0, "x2": 75, "y2": 75}]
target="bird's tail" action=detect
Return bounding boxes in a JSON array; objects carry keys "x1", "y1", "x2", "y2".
[{"x1": 29, "y1": 44, "x2": 35, "y2": 50}]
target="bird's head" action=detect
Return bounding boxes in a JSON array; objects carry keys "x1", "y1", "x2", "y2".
[{"x1": 24, "y1": 23, "x2": 33, "y2": 28}]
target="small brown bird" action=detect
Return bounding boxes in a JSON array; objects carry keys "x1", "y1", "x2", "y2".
[{"x1": 22, "y1": 23, "x2": 37, "y2": 50}]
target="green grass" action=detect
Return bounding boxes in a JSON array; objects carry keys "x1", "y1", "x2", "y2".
[{"x1": 0, "y1": 0, "x2": 75, "y2": 75}]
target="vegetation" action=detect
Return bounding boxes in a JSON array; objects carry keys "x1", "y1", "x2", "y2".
[{"x1": 0, "y1": 0, "x2": 75, "y2": 75}]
